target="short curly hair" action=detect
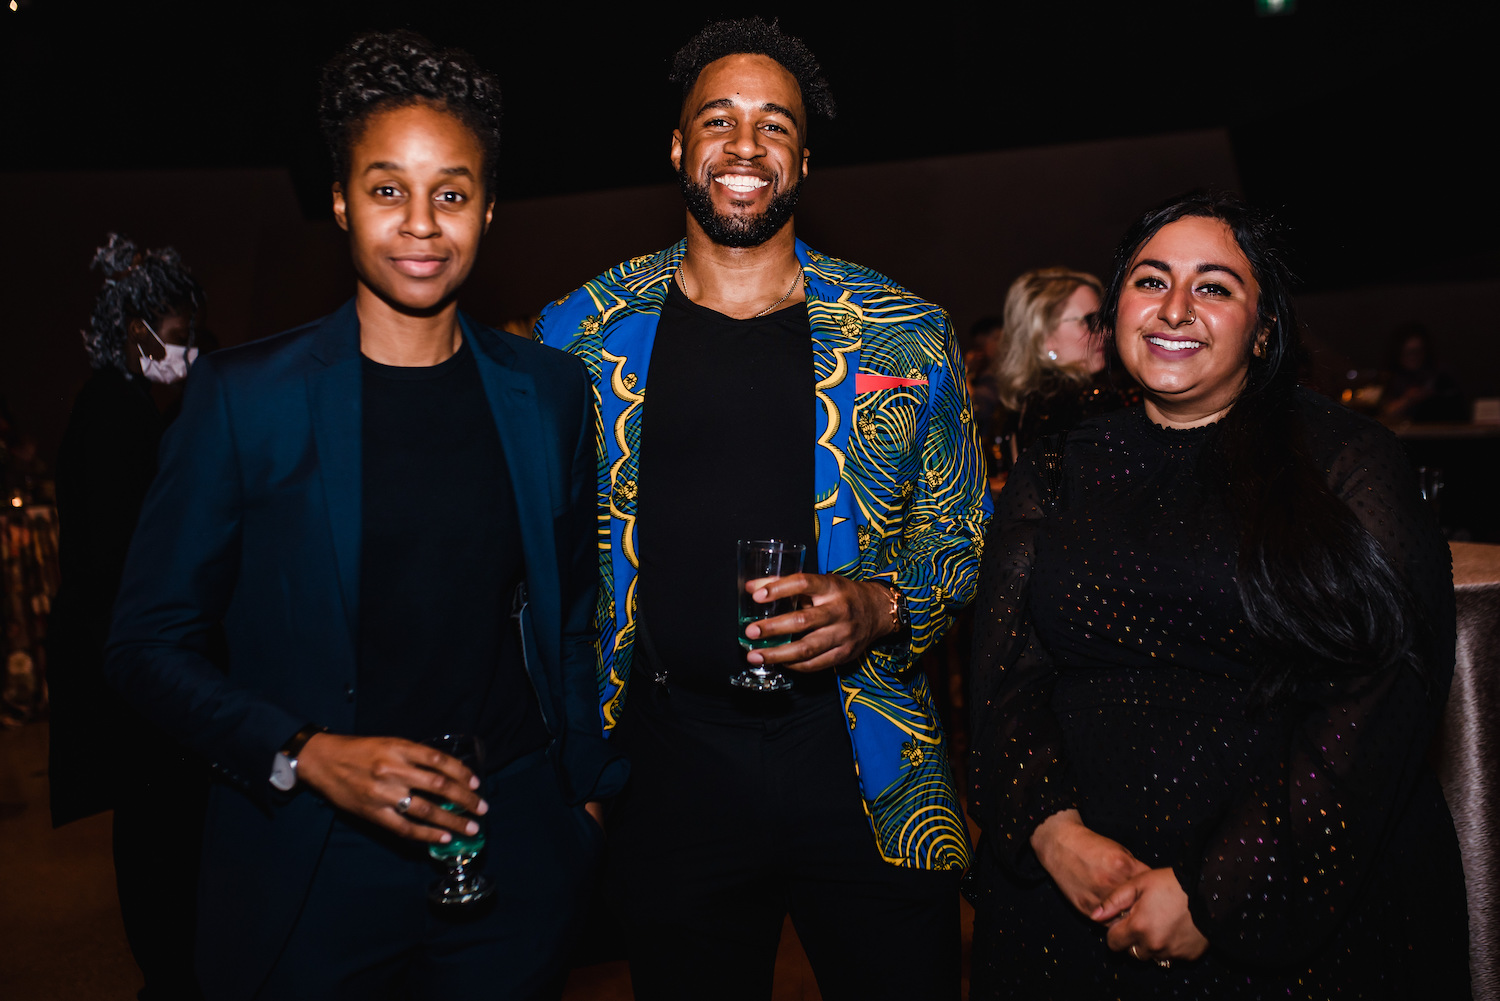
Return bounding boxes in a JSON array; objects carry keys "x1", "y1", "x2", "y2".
[
  {"x1": 669, "y1": 18, "x2": 836, "y2": 126},
  {"x1": 318, "y1": 30, "x2": 503, "y2": 198},
  {"x1": 84, "y1": 234, "x2": 204, "y2": 373}
]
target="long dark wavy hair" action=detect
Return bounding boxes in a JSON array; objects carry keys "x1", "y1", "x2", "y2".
[
  {"x1": 85, "y1": 233, "x2": 204, "y2": 373},
  {"x1": 1095, "y1": 193, "x2": 1427, "y2": 698}
]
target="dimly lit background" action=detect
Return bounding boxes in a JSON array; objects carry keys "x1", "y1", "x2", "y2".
[{"x1": 4, "y1": 0, "x2": 1496, "y2": 465}]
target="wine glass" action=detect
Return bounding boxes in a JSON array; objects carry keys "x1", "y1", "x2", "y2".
[
  {"x1": 422, "y1": 734, "x2": 494, "y2": 906},
  {"x1": 1416, "y1": 466, "x2": 1446, "y2": 535},
  {"x1": 732, "y1": 539, "x2": 806, "y2": 691}
]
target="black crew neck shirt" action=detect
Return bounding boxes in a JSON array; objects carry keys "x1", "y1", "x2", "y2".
[
  {"x1": 634, "y1": 281, "x2": 818, "y2": 693},
  {"x1": 356, "y1": 340, "x2": 547, "y2": 770}
]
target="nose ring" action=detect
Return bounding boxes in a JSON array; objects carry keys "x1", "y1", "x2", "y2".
[{"x1": 1183, "y1": 310, "x2": 1195, "y2": 325}]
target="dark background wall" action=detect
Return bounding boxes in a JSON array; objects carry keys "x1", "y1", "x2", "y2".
[
  {"x1": 7, "y1": 130, "x2": 1241, "y2": 462},
  {"x1": 3, "y1": 1, "x2": 1496, "y2": 466},
  {"x1": 5, "y1": 126, "x2": 1497, "y2": 467}
]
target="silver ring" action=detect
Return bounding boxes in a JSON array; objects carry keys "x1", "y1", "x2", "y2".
[{"x1": 395, "y1": 794, "x2": 412, "y2": 815}]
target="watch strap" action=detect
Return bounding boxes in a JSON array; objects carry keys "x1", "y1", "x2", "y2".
[
  {"x1": 280, "y1": 723, "x2": 327, "y2": 760},
  {"x1": 269, "y1": 723, "x2": 327, "y2": 791}
]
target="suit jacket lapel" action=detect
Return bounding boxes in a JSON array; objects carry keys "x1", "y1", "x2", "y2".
[
  {"x1": 799, "y1": 242, "x2": 862, "y2": 577},
  {"x1": 306, "y1": 300, "x2": 364, "y2": 645},
  {"x1": 466, "y1": 317, "x2": 559, "y2": 616}
]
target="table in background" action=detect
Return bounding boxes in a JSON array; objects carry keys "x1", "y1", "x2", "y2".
[
  {"x1": 1436, "y1": 541, "x2": 1500, "y2": 999},
  {"x1": 1395, "y1": 424, "x2": 1500, "y2": 542}
]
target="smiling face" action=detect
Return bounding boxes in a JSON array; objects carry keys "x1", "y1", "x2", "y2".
[
  {"x1": 671, "y1": 53, "x2": 808, "y2": 248},
  {"x1": 332, "y1": 101, "x2": 493, "y2": 316},
  {"x1": 1113, "y1": 216, "x2": 1265, "y2": 427}
]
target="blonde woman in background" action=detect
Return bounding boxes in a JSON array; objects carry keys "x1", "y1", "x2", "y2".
[{"x1": 989, "y1": 267, "x2": 1138, "y2": 474}]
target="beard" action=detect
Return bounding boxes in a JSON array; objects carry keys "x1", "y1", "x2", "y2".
[{"x1": 677, "y1": 166, "x2": 802, "y2": 248}]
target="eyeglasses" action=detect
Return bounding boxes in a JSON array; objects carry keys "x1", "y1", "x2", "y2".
[{"x1": 1058, "y1": 312, "x2": 1098, "y2": 327}]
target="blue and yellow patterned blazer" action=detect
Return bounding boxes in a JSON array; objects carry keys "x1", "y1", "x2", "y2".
[{"x1": 537, "y1": 239, "x2": 991, "y2": 870}]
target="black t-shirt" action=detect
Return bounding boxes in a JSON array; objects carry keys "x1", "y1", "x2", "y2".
[
  {"x1": 356, "y1": 340, "x2": 547, "y2": 770},
  {"x1": 634, "y1": 281, "x2": 817, "y2": 693}
]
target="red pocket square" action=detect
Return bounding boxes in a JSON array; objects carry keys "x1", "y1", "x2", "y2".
[{"x1": 856, "y1": 374, "x2": 929, "y2": 394}]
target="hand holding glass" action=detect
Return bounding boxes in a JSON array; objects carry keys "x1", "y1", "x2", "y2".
[
  {"x1": 733, "y1": 539, "x2": 806, "y2": 691},
  {"x1": 423, "y1": 733, "x2": 494, "y2": 906}
]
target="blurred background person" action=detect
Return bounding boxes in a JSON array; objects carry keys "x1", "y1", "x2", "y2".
[
  {"x1": 48, "y1": 233, "x2": 209, "y2": 1001},
  {"x1": 990, "y1": 267, "x2": 1138, "y2": 481},
  {"x1": 965, "y1": 315, "x2": 1003, "y2": 486},
  {"x1": 499, "y1": 312, "x2": 542, "y2": 339},
  {"x1": 1379, "y1": 321, "x2": 1466, "y2": 423},
  {"x1": 1, "y1": 396, "x2": 58, "y2": 729}
]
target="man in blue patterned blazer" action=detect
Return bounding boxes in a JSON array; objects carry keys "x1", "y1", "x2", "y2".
[{"x1": 537, "y1": 18, "x2": 990, "y2": 999}]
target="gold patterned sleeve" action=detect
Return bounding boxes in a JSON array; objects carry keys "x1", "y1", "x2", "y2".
[{"x1": 869, "y1": 313, "x2": 993, "y2": 671}]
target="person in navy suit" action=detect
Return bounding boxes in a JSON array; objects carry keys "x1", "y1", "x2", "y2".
[{"x1": 105, "y1": 30, "x2": 622, "y2": 1001}]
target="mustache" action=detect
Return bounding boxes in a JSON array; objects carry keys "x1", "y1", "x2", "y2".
[
  {"x1": 709, "y1": 162, "x2": 776, "y2": 185},
  {"x1": 676, "y1": 165, "x2": 803, "y2": 249}
]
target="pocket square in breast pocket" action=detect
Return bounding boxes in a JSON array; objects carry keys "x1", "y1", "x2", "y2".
[{"x1": 855, "y1": 374, "x2": 928, "y2": 395}]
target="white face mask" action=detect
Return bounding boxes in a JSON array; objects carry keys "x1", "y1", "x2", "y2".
[{"x1": 138, "y1": 319, "x2": 199, "y2": 385}]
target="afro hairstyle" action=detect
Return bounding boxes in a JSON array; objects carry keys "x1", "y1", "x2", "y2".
[
  {"x1": 669, "y1": 17, "x2": 836, "y2": 126},
  {"x1": 319, "y1": 29, "x2": 503, "y2": 198}
]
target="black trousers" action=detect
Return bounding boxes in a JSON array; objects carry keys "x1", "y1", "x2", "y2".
[
  {"x1": 112, "y1": 737, "x2": 210, "y2": 1001},
  {"x1": 607, "y1": 678, "x2": 961, "y2": 1001},
  {"x1": 254, "y1": 749, "x2": 603, "y2": 1001}
]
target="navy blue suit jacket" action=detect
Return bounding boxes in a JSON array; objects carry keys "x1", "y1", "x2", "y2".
[{"x1": 105, "y1": 300, "x2": 623, "y2": 997}]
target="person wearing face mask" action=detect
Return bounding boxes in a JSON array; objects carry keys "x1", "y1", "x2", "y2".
[
  {"x1": 49, "y1": 233, "x2": 209, "y2": 1001},
  {"x1": 136, "y1": 316, "x2": 199, "y2": 386}
]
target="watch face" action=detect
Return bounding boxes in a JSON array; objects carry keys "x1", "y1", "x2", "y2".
[{"x1": 270, "y1": 752, "x2": 296, "y2": 792}]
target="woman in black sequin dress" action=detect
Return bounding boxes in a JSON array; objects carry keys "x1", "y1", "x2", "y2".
[{"x1": 967, "y1": 195, "x2": 1469, "y2": 998}]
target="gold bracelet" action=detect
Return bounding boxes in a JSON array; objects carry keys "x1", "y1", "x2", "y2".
[{"x1": 883, "y1": 584, "x2": 909, "y2": 636}]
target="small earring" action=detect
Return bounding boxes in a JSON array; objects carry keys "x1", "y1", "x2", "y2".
[{"x1": 1047, "y1": 350, "x2": 1058, "y2": 362}]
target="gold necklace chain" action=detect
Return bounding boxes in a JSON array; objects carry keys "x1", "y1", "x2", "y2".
[{"x1": 675, "y1": 265, "x2": 804, "y2": 318}]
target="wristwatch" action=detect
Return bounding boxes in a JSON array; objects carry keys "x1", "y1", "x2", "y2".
[{"x1": 269, "y1": 723, "x2": 327, "y2": 792}]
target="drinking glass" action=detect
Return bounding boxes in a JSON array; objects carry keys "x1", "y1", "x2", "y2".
[
  {"x1": 732, "y1": 539, "x2": 806, "y2": 692},
  {"x1": 423, "y1": 733, "x2": 494, "y2": 906},
  {"x1": 1417, "y1": 466, "x2": 1444, "y2": 524}
]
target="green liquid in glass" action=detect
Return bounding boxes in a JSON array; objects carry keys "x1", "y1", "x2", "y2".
[
  {"x1": 428, "y1": 802, "x2": 484, "y2": 862},
  {"x1": 738, "y1": 614, "x2": 796, "y2": 650}
]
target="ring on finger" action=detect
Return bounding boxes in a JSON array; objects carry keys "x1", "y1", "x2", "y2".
[
  {"x1": 1130, "y1": 945, "x2": 1145, "y2": 962},
  {"x1": 395, "y1": 794, "x2": 413, "y2": 815},
  {"x1": 1156, "y1": 959, "x2": 1172, "y2": 969}
]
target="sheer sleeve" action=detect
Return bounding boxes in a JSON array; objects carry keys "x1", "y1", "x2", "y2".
[
  {"x1": 968, "y1": 445, "x2": 1079, "y2": 879},
  {"x1": 1172, "y1": 415, "x2": 1456, "y2": 967}
]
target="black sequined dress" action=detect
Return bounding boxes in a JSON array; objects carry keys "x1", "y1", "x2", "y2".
[
  {"x1": 968, "y1": 391, "x2": 1469, "y2": 998},
  {"x1": 1010, "y1": 369, "x2": 1141, "y2": 461}
]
